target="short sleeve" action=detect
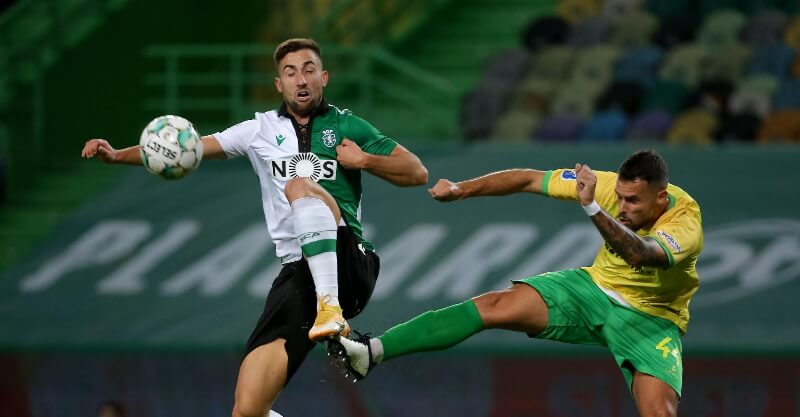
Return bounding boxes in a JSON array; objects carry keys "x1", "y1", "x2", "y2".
[
  {"x1": 542, "y1": 169, "x2": 617, "y2": 206},
  {"x1": 649, "y1": 208, "x2": 702, "y2": 267},
  {"x1": 341, "y1": 114, "x2": 397, "y2": 156},
  {"x1": 213, "y1": 119, "x2": 259, "y2": 158}
]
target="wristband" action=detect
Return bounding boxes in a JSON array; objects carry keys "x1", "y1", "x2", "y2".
[{"x1": 582, "y1": 200, "x2": 601, "y2": 216}]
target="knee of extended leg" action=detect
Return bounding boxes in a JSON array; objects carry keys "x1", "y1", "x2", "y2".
[
  {"x1": 284, "y1": 177, "x2": 315, "y2": 199},
  {"x1": 473, "y1": 291, "x2": 507, "y2": 317}
]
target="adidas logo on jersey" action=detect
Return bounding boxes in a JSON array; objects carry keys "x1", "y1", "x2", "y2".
[{"x1": 270, "y1": 153, "x2": 337, "y2": 182}]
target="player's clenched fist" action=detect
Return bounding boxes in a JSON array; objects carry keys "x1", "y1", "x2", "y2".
[
  {"x1": 575, "y1": 163, "x2": 597, "y2": 206},
  {"x1": 428, "y1": 179, "x2": 462, "y2": 202},
  {"x1": 81, "y1": 139, "x2": 118, "y2": 163},
  {"x1": 336, "y1": 138, "x2": 366, "y2": 169}
]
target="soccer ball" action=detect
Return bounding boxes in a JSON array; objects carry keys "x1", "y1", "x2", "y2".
[{"x1": 139, "y1": 115, "x2": 203, "y2": 180}]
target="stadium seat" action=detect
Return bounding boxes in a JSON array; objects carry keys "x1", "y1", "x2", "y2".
[
  {"x1": 615, "y1": 46, "x2": 664, "y2": 86},
  {"x1": 698, "y1": 9, "x2": 747, "y2": 48},
  {"x1": 737, "y1": 74, "x2": 780, "y2": 97},
  {"x1": 521, "y1": 16, "x2": 570, "y2": 52},
  {"x1": 729, "y1": 89, "x2": 772, "y2": 117},
  {"x1": 784, "y1": 15, "x2": 800, "y2": 49},
  {"x1": 742, "y1": 9, "x2": 789, "y2": 45},
  {"x1": 643, "y1": 79, "x2": 690, "y2": 114},
  {"x1": 510, "y1": 77, "x2": 557, "y2": 115},
  {"x1": 626, "y1": 109, "x2": 673, "y2": 140},
  {"x1": 698, "y1": 0, "x2": 745, "y2": 17},
  {"x1": 568, "y1": 15, "x2": 613, "y2": 48},
  {"x1": 533, "y1": 114, "x2": 584, "y2": 142},
  {"x1": 747, "y1": 43, "x2": 796, "y2": 79},
  {"x1": 491, "y1": 110, "x2": 540, "y2": 142},
  {"x1": 511, "y1": 77, "x2": 557, "y2": 114},
  {"x1": 603, "y1": 0, "x2": 645, "y2": 22},
  {"x1": 609, "y1": 11, "x2": 659, "y2": 49},
  {"x1": 460, "y1": 80, "x2": 515, "y2": 141},
  {"x1": 551, "y1": 83, "x2": 597, "y2": 119},
  {"x1": 667, "y1": 109, "x2": 719, "y2": 144},
  {"x1": 482, "y1": 48, "x2": 532, "y2": 85},
  {"x1": 558, "y1": 0, "x2": 604, "y2": 23},
  {"x1": 659, "y1": 44, "x2": 708, "y2": 86},
  {"x1": 772, "y1": 79, "x2": 800, "y2": 109},
  {"x1": 579, "y1": 109, "x2": 629, "y2": 141},
  {"x1": 570, "y1": 45, "x2": 622, "y2": 94},
  {"x1": 525, "y1": 46, "x2": 575, "y2": 84},
  {"x1": 757, "y1": 109, "x2": 800, "y2": 142},
  {"x1": 701, "y1": 44, "x2": 751, "y2": 82}
]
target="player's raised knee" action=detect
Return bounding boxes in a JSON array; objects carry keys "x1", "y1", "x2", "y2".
[{"x1": 284, "y1": 177, "x2": 317, "y2": 200}]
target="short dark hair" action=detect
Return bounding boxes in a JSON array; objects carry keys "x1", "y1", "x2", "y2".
[
  {"x1": 273, "y1": 38, "x2": 322, "y2": 70},
  {"x1": 618, "y1": 149, "x2": 669, "y2": 188}
]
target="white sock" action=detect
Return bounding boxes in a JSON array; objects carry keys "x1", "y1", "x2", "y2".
[
  {"x1": 291, "y1": 197, "x2": 339, "y2": 306},
  {"x1": 370, "y1": 338, "x2": 385, "y2": 363}
]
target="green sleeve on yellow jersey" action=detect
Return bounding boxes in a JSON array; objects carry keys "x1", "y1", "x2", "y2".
[{"x1": 648, "y1": 201, "x2": 703, "y2": 268}]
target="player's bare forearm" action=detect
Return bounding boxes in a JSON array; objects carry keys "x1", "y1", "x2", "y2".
[
  {"x1": 114, "y1": 146, "x2": 144, "y2": 165},
  {"x1": 363, "y1": 147, "x2": 428, "y2": 187},
  {"x1": 458, "y1": 169, "x2": 545, "y2": 198},
  {"x1": 201, "y1": 135, "x2": 228, "y2": 160},
  {"x1": 589, "y1": 211, "x2": 669, "y2": 268}
]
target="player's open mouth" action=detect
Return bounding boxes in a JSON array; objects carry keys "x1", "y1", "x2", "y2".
[{"x1": 297, "y1": 91, "x2": 311, "y2": 102}]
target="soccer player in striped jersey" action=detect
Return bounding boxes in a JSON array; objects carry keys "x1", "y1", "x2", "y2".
[{"x1": 82, "y1": 38, "x2": 428, "y2": 417}]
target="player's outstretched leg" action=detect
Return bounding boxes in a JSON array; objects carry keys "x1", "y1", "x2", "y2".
[{"x1": 327, "y1": 299, "x2": 484, "y2": 381}]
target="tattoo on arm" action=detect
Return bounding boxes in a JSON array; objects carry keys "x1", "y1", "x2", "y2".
[{"x1": 590, "y1": 212, "x2": 670, "y2": 268}]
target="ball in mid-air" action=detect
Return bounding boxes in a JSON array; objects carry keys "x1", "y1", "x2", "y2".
[{"x1": 139, "y1": 115, "x2": 203, "y2": 180}]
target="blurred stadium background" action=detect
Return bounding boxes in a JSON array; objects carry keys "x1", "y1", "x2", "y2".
[{"x1": 1, "y1": 0, "x2": 800, "y2": 416}]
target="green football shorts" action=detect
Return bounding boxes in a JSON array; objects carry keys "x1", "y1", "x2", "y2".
[{"x1": 513, "y1": 269, "x2": 683, "y2": 396}]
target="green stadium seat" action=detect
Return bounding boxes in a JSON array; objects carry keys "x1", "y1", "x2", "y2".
[
  {"x1": 551, "y1": 82, "x2": 598, "y2": 119},
  {"x1": 698, "y1": 9, "x2": 747, "y2": 48},
  {"x1": 525, "y1": 46, "x2": 575, "y2": 84},
  {"x1": 609, "y1": 11, "x2": 659, "y2": 49},
  {"x1": 491, "y1": 110, "x2": 541, "y2": 142},
  {"x1": 659, "y1": 44, "x2": 708, "y2": 86},
  {"x1": 570, "y1": 45, "x2": 622, "y2": 94},
  {"x1": 701, "y1": 44, "x2": 751, "y2": 82}
]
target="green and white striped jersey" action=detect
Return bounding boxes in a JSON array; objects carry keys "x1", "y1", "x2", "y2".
[{"x1": 214, "y1": 102, "x2": 397, "y2": 263}]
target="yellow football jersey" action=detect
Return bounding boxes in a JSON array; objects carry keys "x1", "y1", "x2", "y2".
[{"x1": 541, "y1": 169, "x2": 703, "y2": 333}]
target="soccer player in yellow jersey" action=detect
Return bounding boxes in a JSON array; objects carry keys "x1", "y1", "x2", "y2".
[{"x1": 327, "y1": 149, "x2": 702, "y2": 417}]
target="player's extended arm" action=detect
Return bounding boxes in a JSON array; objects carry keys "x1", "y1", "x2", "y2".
[
  {"x1": 429, "y1": 169, "x2": 546, "y2": 201},
  {"x1": 588, "y1": 213, "x2": 669, "y2": 268},
  {"x1": 336, "y1": 139, "x2": 428, "y2": 186},
  {"x1": 81, "y1": 135, "x2": 227, "y2": 164},
  {"x1": 575, "y1": 163, "x2": 669, "y2": 269}
]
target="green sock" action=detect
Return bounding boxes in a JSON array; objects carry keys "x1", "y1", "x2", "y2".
[{"x1": 379, "y1": 299, "x2": 484, "y2": 361}]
